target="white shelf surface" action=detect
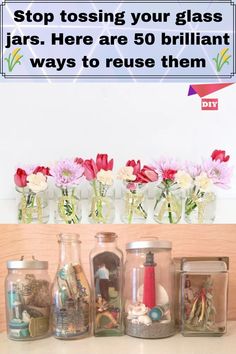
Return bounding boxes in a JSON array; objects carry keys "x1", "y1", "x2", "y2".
[
  {"x1": 0, "y1": 197, "x2": 235, "y2": 224},
  {"x1": 0, "y1": 322, "x2": 236, "y2": 354}
]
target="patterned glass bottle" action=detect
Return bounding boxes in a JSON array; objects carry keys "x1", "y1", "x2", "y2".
[{"x1": 52, "y1": 233, "x2": 91, "y2": 339}]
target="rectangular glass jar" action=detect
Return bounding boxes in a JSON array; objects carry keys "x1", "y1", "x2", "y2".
[{"x1": 180, "y1": 257, "x2": 229, "y2": 337}]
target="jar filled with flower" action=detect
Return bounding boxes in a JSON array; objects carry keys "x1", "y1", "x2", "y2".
[
  {"x1": 152, "y1": 159, "x2": 185, "y2": 224},
  {"x1": 184, "y1": 150, "x2": 232, "y2": 224},
  {"x1": 84, "y1": 154, "x2": 115, "y2": 224},
  {"x1": 14, "y1": 166, "x2": 50, "y2": 224},
  {"x1": 51, "y1": 158, "x2": 84, "y2": 224},
  {"x1": 117, "y1": 160, "x2": 158, "y2": 224}
]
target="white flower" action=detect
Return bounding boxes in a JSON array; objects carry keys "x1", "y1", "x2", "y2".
[
  {"x1": 195, "y1": 172, "x2": 213, "y2": 192},
  {"x1": 27, "y1": 172, "x2": 48, "y2": 193},
  {"x1": 117, "y1": 166, "x2": 136, "y2": 181},
  {"x1": 175, "y1": 170, "x2": 193, "y2": 189},
  {"x1": 97, "y1": 169, "x2": 114, "y2": 186}
]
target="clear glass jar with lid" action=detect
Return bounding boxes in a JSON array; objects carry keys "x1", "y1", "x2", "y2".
[
  {"x1": 180, "y1": 257, "x2": 229, "y2": 336},
  {"x1": 90, "y1": 232, "x2": 124, "y2": 336},
  {"x1": 124, "y1": 238, "x2": 175, "y2": 338},
  {"x1": 5, "y1": 256, "x2": 51, "y2": 341}
]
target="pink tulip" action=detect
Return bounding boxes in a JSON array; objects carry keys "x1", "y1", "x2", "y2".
[{"x1": 96, "y1": 154, "x2": 114, "y2": 171}]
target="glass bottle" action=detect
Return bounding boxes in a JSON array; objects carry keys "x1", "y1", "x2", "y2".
[
  {"x1": 5, "y1": 256, "x2": 51, "y2": 341},
  {"x1": 153, "y1": 183, "x2": 182, "y2": 224},
  {"x1": 54, "y1": 186, "x2": 82, "y2": 224},
  {"x1": 90, "y1": 232, "x2": 124, "y2": 336},
  {"x1": 180, "y1": 257, "x2": 229, "y2": 336},
  {"x1": 124, "y1": 239, "x2": 175, "y2": 338},
  {"x1": 120, "y1": 182, "x2": 148, "y2": 224},
  {"x1": 52, "y1": 233, "x2": 91, "y2": 339},
  {"x1": 16, "y1": 186, "x2": 49, "y2": 224},
  {"x1": 184, "y1": 187, "x2": 216, "y2": 224}
]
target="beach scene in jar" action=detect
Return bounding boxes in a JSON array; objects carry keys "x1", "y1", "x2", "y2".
[
  {"x1": 6, "y1": 273, "x2": 50, "y2": 340},
  {"x1": 182, "y1": 274, "x2": 227, "y2": 335},
  {"x1": 93, "y1": 252, "x2": 123, "y2": 336},
  {"x1": 125, "y1": 251, "x2": 175, "y2": 338},
  {"x1": 52, "y1": 263, "x2": 90, "y2": 339}
]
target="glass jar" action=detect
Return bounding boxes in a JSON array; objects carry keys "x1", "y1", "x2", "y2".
[
  {"x1": 54, "y1": 186, "x2": 82, "y2": 224},
  {"x1": 16, "y1": 187, "x2": 49, "y2": 224},
  {"x1": 120, "y1": 182, "x2": 148, "y2": 224},
  {"x1": 90, "y1": 232, "x2": 124, "y2": 336},
  {"x1": 51, "y1": 233, "x2": 91, "y2": 339},
  {"x1": 5, "y1": 256, "x2": 51, "y2": 341},
  {"x1": 184, "y1": 188, "x2": 216, "y2": 224},
  {"x1": 88, "y1": 181, "x2": 115, "y2": 224},
  {"x1": 124, "y1": 239, "x2": 175, "y2": 339},
  {"x1": 153, "y1": 183, "x2": 182, "y2": 224},
  {"x1": 180, "y1": 257, "x2": 229, "y2": 336}
]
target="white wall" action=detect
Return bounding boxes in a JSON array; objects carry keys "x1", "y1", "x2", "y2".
[{"x1": 0, "y1": 83, "x2": 235, "y2": 199}]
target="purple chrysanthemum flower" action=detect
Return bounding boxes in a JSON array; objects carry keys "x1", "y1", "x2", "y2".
[
  {"x1": 202, "y1": 159, "x2": 233, "y2": 189},
  {"x1": 50, "y1": 159, "x2": 84, "y2": 187},
  {"x1": 185, "y1": 161, "x2": 202, "y2": 178},
  {"x1": 153, "y1": 158, "x2": 181, "y2": 181}
]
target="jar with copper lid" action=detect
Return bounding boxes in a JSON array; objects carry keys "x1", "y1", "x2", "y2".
[
  {"x1": 90, "y1": 232, "x2": 124, "y2": 336},
  {"x1": 5, "y1": 256, "x2": 51, "y2": 340}
]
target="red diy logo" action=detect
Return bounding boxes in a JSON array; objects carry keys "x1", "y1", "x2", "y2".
[{"x1": 201, "y1": 98, "x2": 218, "y2": 110}]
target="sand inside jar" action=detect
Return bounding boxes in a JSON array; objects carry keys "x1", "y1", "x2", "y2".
[{"x1": 125, "y1": 318, "x2": 176, "y2": 339}]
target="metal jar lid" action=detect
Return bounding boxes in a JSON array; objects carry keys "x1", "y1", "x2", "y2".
[
  {"x1": 126, "y1": 239, "x2": 172, "y2": 250},
  {"x1": 7, "y1": 256, "x2": 48, "y2": 270}
]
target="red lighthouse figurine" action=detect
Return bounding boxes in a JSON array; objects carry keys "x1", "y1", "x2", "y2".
[{"x1": 143, "y1": 251, "x2": 156, "y2": 309}]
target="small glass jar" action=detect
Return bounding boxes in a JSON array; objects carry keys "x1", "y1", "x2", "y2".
[
  {"x1": 184, "y1": 188, "x2": 216, "y2": 224},
  {"x1": 51, "y1": 233, "x2": 91, "y2": 339},
  {"x1": 88, "y1": 181, "x2": 115, "y2": 224},
  {"x1": 54, "y1": 186, "x2": 82, "y2": 224},
  {"x1": 124, "y1": 239, "x2": 175, "y2": 339},
  {"x1": 5, "y1": 256, "x2": 51, "y2": 341},
  {"x1": 90, "y1": 232, "x2": 124, "y2": 336},
  {"x1": 120, "y1": 182, "x2": 148, "y2": 224},
  {"x1": 180, "y1": 257, "x2": 229, "y2": 336},
  {"x1": 153, "y1": 183, "x2": 182, "y2": 224},
  {"x1": 16, "y1": 187, "x2": 49, "y2": 224}
]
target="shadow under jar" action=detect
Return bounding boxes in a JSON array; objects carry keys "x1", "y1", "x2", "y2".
[
  {"x1": 5, "y1": 257, "x2": 51, "y2": 341},
  {"x1": 153, "y1": 183, "x2": 182, "y2": 224},
  {"x1": 124, "y1": 239, "x2": 176, "y2": 339},
  {"x1": 90, "y1": 232, "x2": 124, "y2": 336},
  {"x1": 51, "y1": 233, "x2": 91, "y2": 339},
  {"x1": 16, "y1": 186, "x2": 49, "y2": 224}
]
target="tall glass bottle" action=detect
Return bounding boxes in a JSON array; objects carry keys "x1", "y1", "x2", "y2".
[
  {"x1": 90, "y1": 232, "x2": 124, "y2": 336},
  {"x1": 51, "y1": 233, "x2": 91, "y2": 339}
]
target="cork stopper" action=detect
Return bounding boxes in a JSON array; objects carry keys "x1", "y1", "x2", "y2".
[{"x1": 95, "y1": 232, "x2": 117, "y2": 242}]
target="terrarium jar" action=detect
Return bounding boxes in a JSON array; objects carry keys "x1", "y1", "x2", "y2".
[
  {"x1": 54, "y1": 186, "x2": 82, "y2": 224},
  {"x1": 153, "y1": 183, "x2": 182, "y2": 224},
  {"x1": 88, "y1": 181, "x2": 115, "y2": 224},
  {"x1": 5, "y1": 256, "x2": 51, "y2": 341},
  {"x1": 184, "y1": 187, "x2": 216, "y2": 224},
  {"x1": 180, "y1": 257, "x2": 229, "y2": 336},
  {"x1": 90, "y1": 232, "x2": 124, "y2": 336},
  {"x1": 124, "y1": 239, "x2": 175, "y2": 339},
  {"x1": 120, "y1": 182, "x2": 148, "y2": 224},
  {"x1": 51, "y1": 233, "x2": 91, "y2": 339},
  {"x1": 16, "y1": 187, "x2": 49, "y2": 224}
]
